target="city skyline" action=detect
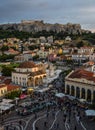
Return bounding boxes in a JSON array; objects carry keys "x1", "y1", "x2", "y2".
[{"x1": 0, "y1": 0, "x2": 95, "y2": 32}]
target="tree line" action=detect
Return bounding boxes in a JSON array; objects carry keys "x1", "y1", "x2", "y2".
[{"x1": 0, "y1": 30, "x2": 93, "y2": 40}]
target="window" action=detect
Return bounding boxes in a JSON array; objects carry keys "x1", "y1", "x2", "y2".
[
  {"x1": 4, "y1": 89, "x2": 6, "y2": 93},
  {"x1": 1, "y1": 90, "x2": 3, "y2": 94}
]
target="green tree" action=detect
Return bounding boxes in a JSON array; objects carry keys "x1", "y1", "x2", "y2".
[
  {"x1": 0, "y1": 45, "x2": 9, "y2": 52},
  {"x1": 28, "y1": 45, "x2": 39, "y2": 50},
  {"x1": 1, "y1": 66, "x2": 14, "y2": 76},
  {"x1": 10, "y1": 46, "x2": 17, "y2": 50},
  {"x1": 0, "y1": 54, "x2": 16, "y2": 62},
  {"x1": 33, "y1": 55, "x2": 39, "y2": 60},
  {"x1": 89, "y1": 103, "x2": 95, "y2": 109},
  {"x1": 5, "y1": 90, "x2": 21, "y2": 99},
  {"x1": 77, "y1": 41, "x2": 84, "y2": 48}
]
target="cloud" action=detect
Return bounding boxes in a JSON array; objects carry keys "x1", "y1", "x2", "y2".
[
  {"x1": 80, "y1": 7, "x2": 95, "y2": 13},
  {"x1": 0, "y1": 0, "x2": 95, "y2": 31}
]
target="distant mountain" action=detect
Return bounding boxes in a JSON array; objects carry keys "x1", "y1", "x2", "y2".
[{"x1": 0, "y1": 20, "x2": 90, "y2": 35}]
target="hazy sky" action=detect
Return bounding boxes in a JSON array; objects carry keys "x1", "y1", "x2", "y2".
[{"x1": 0, "y1": 0, "x2": 95, "y2": 32}]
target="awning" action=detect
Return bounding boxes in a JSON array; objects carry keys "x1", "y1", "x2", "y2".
[
  {"x1": 28, "y1": 87, "x2": 34, "y2": 91},
  {"x1": 85, "y1": 110, "x2": 95, "y2": 116},
  {"x1": 35, "y1": 87, "x2": 50, "y2": 93},
  {"x1": 2, "y1": 99, "x2": 13, "y2": 103},
  {"x1": 55, "y1": 93, "x2": 65, "y2": 98},
  {"x1": 0, "y1": 103, "x2": 14, "y2": 111},
  {"x1": 66, "y1": 95, "x2": 76, "y2": 100},
  {"x1": 79, "y1": 98, "x2": 86, "y2": 102}
]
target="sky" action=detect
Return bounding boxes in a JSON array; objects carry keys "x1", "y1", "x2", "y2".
[{"x1": 0, "y1": 0, "x2": 95, "y2": 32}]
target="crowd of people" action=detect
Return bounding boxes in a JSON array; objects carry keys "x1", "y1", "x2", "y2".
[
  {"x1": 0, "y1": 86, "x2": 88, "y2": 130},
  {"x1": 30, "y1": 88, "x2": 87, "y2": 130}
]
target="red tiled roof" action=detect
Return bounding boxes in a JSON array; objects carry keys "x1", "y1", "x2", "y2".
[
  {"x1": 0, "y1": 84, "x2": 7, "y2": 89},
  {"x1": 0, "y1": 76, "x2": 11, "y2": 84},
  {"x1": 7, "y1": 85, "x2": 20, "y2": 91},
  {"x1": 0, "y1": 76, "x2": 6, "y2": 81},
  {"x1": 60, "y1": 55, "x2": 67, "y2": 59},
  {"x1": 18, "y1": 61, "x2": 36, "y2": 68},
  {"x1": 30, "y1": 70, "x2": 46, "y2": 76},
  {"x1": 4, "y1": 79, "x2": 11, "y2": 85},
  {"x1": 81, "y1": 46, "x2": 93, "y2": 49},
  {"x1": 85, "y1": 61, "x2": 94, "y2": 66},
  {"x1": 69, "y1": 69, "x2": 95, "y2": 83}
]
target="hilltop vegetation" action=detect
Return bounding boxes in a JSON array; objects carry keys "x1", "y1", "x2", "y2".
[
  {"x1": 0, "y1": 24, "x2": 95, "y2": 46},
  {"x1": 0, "y1": 20, "x2": 92, "y2": 41},
  {"x1": 0, "y1": 29, "x2": 94, "y2": 40}
]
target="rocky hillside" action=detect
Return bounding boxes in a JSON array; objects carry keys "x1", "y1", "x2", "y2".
[{"x1": 0, "y1": 20, "x2": 90, "y2": 34}]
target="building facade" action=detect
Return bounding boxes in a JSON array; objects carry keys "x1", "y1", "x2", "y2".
[
  {"x1": 0, "y1": 84, "x2": 7, "y2": 97},
  {"x1": 89, "y1": 53, "x2": 95, "y2": 62},
  {"x1": 12, "y1": 61, "x2": 46, "y2": 88},
  {"x1": 72, "y1": 53, "x2": 89, "y2": 63},
  {"x1": 65, "y1": 69, "x2": 95, "y2": 102}
]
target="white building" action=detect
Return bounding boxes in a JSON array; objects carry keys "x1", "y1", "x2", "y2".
[
  {"x1": 65, "y1": 36, "x2": 71, "y2": 42},
  {"x1": 78, "y1": 47, "x2": 94, "y2": 54},
  {"x1": 72, "y1": 53, "x2": 89, "y2": 63},
  {"x1": 47, "y1": 36, "x2": 53, "y2": 43},
  {"x1": 12, "y1": 61, "x2": 46, "y2": 87},
  {"x1": 0, "y1": 84, "x2": 7, "y2": 97},
  {"x1": 89, "y1": 53, "x2": 95, "y2": 62},
  {"x1": 65, "y1": 69, "x2": 95, "y2": 102},
  {"x1": 14, "y1": 53, "x2": 33, "y2": 62}
]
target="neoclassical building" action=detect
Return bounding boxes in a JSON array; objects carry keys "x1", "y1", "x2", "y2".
[
  {"x1": 65, "y1": 69, "x2": 95, "y2": 102},
  {"x1": 12, "y1": 61, "x2": 46, "y2": 88},
  {"x1": 0, "y1": 84, "x2": 7, "y2": 97}
]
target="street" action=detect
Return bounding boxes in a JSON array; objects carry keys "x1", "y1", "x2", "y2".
[{"x1": 1, "y1": 92, "x2": 95, "y2": 130}]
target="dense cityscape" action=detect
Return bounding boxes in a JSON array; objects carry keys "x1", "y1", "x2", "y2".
[
  {"x1": 0, "y1": 0, "x2": 95, "y2": 130},
  {"x1": 0, "y1": 22, "x2": 95, "y2": 130}
]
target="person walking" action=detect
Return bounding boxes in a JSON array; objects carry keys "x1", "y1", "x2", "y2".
[
  {"x1": 56, "y1": 123, "x2": 59, "y2": 129},
  {"x1": 46, "y1": 111, "x2": 49, "y2": 118},
  {"x1": 34, "y1": 112, "x2": 37, "y2": 119},
  {"x1": 52, "y1": 111, "x2": 55, "y2": 117},
  {"x1": 44, "y1": 121, "x2": 47, "y2": 127},
  {"x1": 35, "y1": 126, "x2": 38, "y2": 130},
  {"x1": 74, "y1": 126, "x2": 77, "y2": 130},
  {"x1": 1, "y1": 118, "x2": 4, "y2": 125}
]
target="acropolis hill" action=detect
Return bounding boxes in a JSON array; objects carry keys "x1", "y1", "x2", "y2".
[{"x1": 0, "y1": 20, "x2": 90, "y2": 34}]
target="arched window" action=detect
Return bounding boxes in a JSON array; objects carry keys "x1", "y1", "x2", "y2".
[
  {"x1": 76, "y1": 87, "x2": 80, "y2": 98},
  {"x1": 93, "y1": 91, "x2": 95, "y2": 102},
  {"x1": 81, "y1": 88, "x2": 85, "y2": 99},
  {"x1": 71, "y1": 86, "x2": 75, "y2": 96},
  {"x1": 66, "y1": 85, "x2": 70, "y2": 94},
  {"x1": 87, "y1": 89, "x2": 91, "y2": 102}
]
